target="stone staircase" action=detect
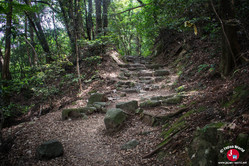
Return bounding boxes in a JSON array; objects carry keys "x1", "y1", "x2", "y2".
[
  {"x1": 109, "y1": 55, "x2": 185, "y2": 127},
  {"x1": 62, "y1": 55, "x2": 185, "y2": 129}
]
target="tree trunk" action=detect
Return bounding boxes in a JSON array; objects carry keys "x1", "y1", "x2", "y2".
[
  {"x1": 74, "y1": 0, "x2": 83, "y2": 91},
  {"x1": 102, "y1": 0, "x2": 110, "y2": 35},
  {"x1": 2, "y1": 0, "x2": 12, "y2": 80},
  {"x1": 219, "y1": 0, "x2": 240, "y2": 76},
  {"x1": 95, "y1": 0, "x2": 102, "y2": 35},
  {"x1": 25, "y1": 16, "x2": 32, "y2": 66},
  {"x1": 29, "y1": 19, "x2": 37, "y2": 66},
  {"x1": 88, "y1": 0, "x2": 94, "y2": 39},
  {"x1": 0, "y1": 48, "x2": 3, "y2": 74},
  {"x1": 25, "y1": 0, "x2": 52, "y2": 63}
]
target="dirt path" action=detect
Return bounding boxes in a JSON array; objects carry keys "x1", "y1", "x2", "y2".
[{"x1": 2, "y1": 56, "x2": 177, "y2": 166}]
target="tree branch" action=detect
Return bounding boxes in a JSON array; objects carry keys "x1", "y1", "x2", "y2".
[
  {"x1": 111, "y1": 3, "x2": 148, "y2": 16},
  {"x1": 31, "y1": 0, "x2": 60, "y2": 13}
]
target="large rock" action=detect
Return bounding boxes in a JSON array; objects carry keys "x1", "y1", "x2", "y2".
[
  {"x1": 140, "y1": 100, "x2": 161, "y2": 108},
  {"x1": 36, "y1": 140, "x2": 63, "y2": 160},
  {"x1": 161, "y1": 95, "x2": 183, "y2": 105},
  {"x1": 188, "y1": 123, "x2": 225, "y2": 166},
  {"x1": 104, "y1": 108, "x2": 126, "y2": 132},
  {"x1": 87, "y1": 93, "x2": 107, "y2": 106},
  {"x1": 121, "y1": 139, "x2": 139, "y2": 150},
  {"x1": 116, "y1": 100, "x2": 138, "y2": 113},
  {"x1": 154, "y1": 69, "x2": 170, "y2": 76},
  {"x1": 150, "y1": 95, "x2": 174, "y2": 101},
  {"x1": 62, "y1": 107, "x2": 95, "y2": 120}
]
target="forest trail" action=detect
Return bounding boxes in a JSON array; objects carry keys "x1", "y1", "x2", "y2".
[{"x1": 3, "y1": 55, "x2": 182, "y2": 165}]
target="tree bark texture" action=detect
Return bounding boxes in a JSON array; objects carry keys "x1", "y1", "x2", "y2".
[
  {"x1": 2, "y1": 0, "x2": 13, "y2": 80},
  {"x1": 95, "y1": 0, "x2": 102, "y2": 35},
  {"x1": 102, "y1": 0, "x2": 110, "y2": 34},
  {"x1": 219, "y1": 0, "x2": 240, "y2": 76}
]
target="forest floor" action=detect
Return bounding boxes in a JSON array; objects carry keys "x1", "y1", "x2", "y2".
[
  {"x1": 1, "y1": 52, "x2": 179, "y2": 166},
  {"x1": 1, "y1": 37, "x2": 249, "y2": 165}
]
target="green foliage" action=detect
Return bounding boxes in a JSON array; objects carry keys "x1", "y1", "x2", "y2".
[
  {"x1": 2, "y1": 102, "x2": 31, "y2": 118},
  {"x1": 83, "y1": 56, "x2": 102, "y2": 65},
  {"x1": 197, "y1": 64, "x2": 209, "y2": 73}
]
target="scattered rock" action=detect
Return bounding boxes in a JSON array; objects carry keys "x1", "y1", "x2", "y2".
[
  {"x1": 141, "y1": 112, "x2": 156, "y2": 126},
  {"x1": 87, "y1": 93, "x2": 108, "y2": 106},
  {"x1": 92, "y1": 102, "x2": 108, "y2": 113},
  {"x1": 36, "y1": 140, "x2": 63, "y2": 160},
  {"x1": 104, "y1": 108, "x2": 127, "y2": 132},
  {"x1": 161, "y1": 95, "x2": 183, "y2": 105},
  {"x1": 62, "y1": 108, "x2": 87, "y2": 120},
  {"x1": 154, "y1": 69, "x2": 170, "y2": 76},
  {"x1": 121, "y1": 139, "x2": 139, "y2": 150},
  {"x1": 140, "y1": 100, "x2": 161, "y2": 108},
  {"x1": 116, "y1": 100, "x2": 138, "y2": 113}
]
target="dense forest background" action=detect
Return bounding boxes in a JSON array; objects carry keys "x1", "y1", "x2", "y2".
[{"x1": 0, "y1": 0, "x2": 249, "y2": 164}]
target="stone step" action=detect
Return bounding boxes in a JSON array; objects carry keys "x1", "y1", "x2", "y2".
[
  {"x1": 140, "y1": 100, "x2": 161, "y2": 108},
  {"x1": 139, "y1": 70, "x2": 153, "y2": 77},
  {"x1": 150, "y1": 94, "x2": 175, "y2": 101},
  {"x1": 139, "y1": 77, "x2": 152, "y2": 80},
  {"x1": 154, "y1": 69, "x2": 170, "y2": 76},
  {"x1": 139, "y1": 80, "x2": 154, "y2": 84},
  {"x1": 141, "y1": 111, "x2": 168, "y2": 126},
  {"x1": 145, "y1": 64, "x2": 164, "y2": 69},
  {"x1": 128, "y1": 67, "x2": 146, "y2": 71},
  {"x1": 120, "y1": 88, "x2": 140, "y2": 93},
  {"x1": 118, "y1": 64, "x2": 130, "y2": 68},
  {"x1": 117, "y1": 81, "x2": 135, "y2": 87},
  {"x1": 129, "y1": 63, "x2": 145, "y2": 68},
  {"x1": 141, "y1": 107, "x2": 188, "y2": 126},
  {"x1": 154, "y1": 76, "x2": 165, "y2": 82}
]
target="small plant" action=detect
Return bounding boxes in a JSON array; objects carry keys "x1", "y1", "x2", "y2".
[{"x1": 198, "y1": 64, "x2": 209, "y2": 73}]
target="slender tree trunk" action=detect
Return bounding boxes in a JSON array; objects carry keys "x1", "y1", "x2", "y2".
[
  {"x1": 0, "y1": 48, "x2": 3, "y2": 74},
  {"x1": 2, "y1": 0, "x2": 12, "y2": 80},
  {"x1": 29, "y1": 20, "x2": 37, "y2": 66},
  {"x1": 74, "y1": 0, "x2": 83, "y2": 91},
  {"x1": 219, "y1": 0, "x2": 240, "y2": 76},
  {"x1": 52, "y1": 11, "x2": 60, "y2": 54},
  {"x1": 88, "y1": 0, "x2": 94, "y2": 39},
  {"x1": 84, "y1": 0, "x2": 90, "y2": 40},
  {"x1": 102, "y1": 0, "x2": 110, "y2": 35},
  {"x1": 25, "y1": 16, "x2": 32, "y2": 66},
  {"x1": 77, "y1": 0, "x2": 85, "y2": 39},
  {"x1": 1, "y1": 0, "x2": 12, "y2": 142},
  {"x1": 95, "y1": 0, "x2": 102, "y2": 35}
]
